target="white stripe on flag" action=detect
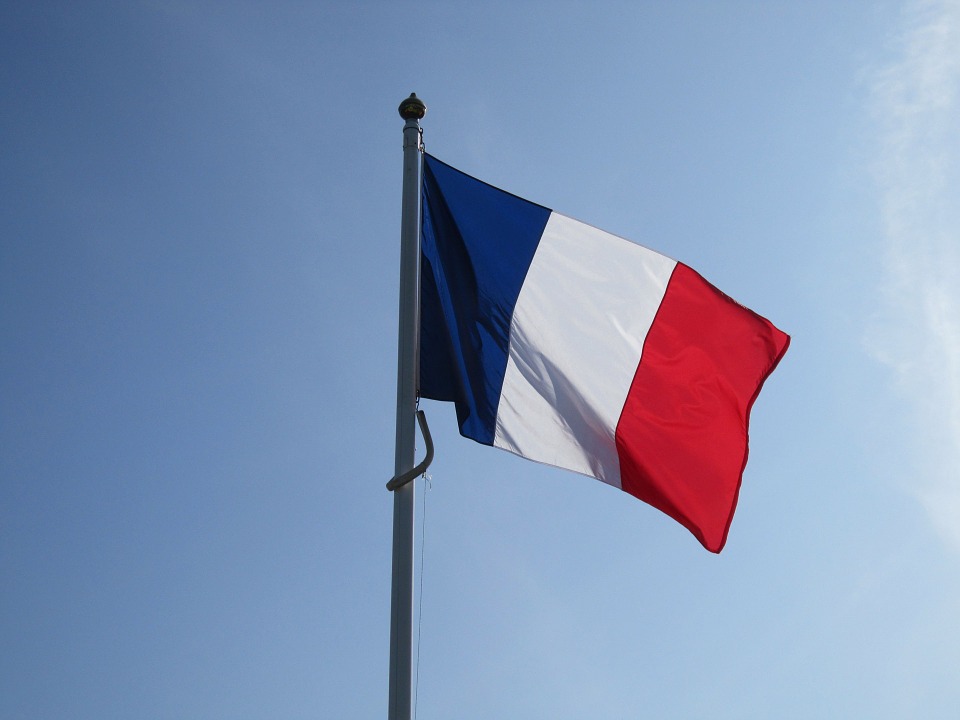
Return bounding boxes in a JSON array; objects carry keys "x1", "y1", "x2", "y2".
[{"x1": 493, "y1": 212, "x2": 677, "y2": 486}]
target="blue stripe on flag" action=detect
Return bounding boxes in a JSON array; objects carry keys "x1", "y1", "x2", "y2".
[{"x1": 420, "y1": 154, "x2": 551, "y2": 445}]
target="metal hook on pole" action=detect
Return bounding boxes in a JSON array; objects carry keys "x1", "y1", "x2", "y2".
[{"x1": 386, "y1": 410, "x2": 434, "y2": 491}]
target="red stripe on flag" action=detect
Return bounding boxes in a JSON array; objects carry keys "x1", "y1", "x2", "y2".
[{"x1": 614, "y1": 263, "x2": 790, "y2": 553}]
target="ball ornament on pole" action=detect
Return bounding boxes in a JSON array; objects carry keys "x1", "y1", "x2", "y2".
[{"x1": 398, "y1": 93, "x2": 426, "y2": 120}]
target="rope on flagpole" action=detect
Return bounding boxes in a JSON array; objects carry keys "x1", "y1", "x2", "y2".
[{"x1": 412, "y1": 469, "x2": 431, "y2": 720}]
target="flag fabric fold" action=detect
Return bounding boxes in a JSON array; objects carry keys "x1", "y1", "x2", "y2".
[{"x1": 418, "y1": 154, "x2": 789, "y2": 552}]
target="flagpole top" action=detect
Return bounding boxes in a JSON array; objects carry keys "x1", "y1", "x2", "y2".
[{"x1": 398, "y1": 93, "x2": 426, "y2": 120}]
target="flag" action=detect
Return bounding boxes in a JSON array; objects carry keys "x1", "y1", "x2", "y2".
[{"x1": 418, "y1": 154, "x2": 789, "y2": 552}]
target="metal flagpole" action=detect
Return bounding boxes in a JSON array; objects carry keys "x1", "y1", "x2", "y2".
[{"x1": 388, "y1": 92, "x2": 426, "y2": 720}]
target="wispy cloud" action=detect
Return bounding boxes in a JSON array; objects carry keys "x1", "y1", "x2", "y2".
[{"x1": 868, "y1": 0, "x2": 960, "y2": 550}]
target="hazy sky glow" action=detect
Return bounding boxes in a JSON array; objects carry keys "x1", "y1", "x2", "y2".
[
  {"x1": 2, "y1": 2, "x2": 960, "y2": 719},
  {"x1": 868, "y1": 0, "x2": 960, "y2": 552}
]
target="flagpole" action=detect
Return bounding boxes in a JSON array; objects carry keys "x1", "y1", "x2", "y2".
[{"x1": 388, "y1": 93, "x2": 426, "y2": 720}]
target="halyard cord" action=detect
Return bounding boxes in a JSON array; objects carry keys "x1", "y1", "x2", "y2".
[
  {"x1": 413, "y1": 472, "x2": 430, "y2": 719},
  {"x1": 413, "y1": 396, "x2": 426, "y2": 719},
  {"x1": 413, "y1": 135, "x2": 427, "y2": 719}
]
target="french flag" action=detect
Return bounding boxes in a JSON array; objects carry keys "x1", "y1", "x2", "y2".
[{"x1": 419, "y1": 154, "x2": 789, "y2": 552}]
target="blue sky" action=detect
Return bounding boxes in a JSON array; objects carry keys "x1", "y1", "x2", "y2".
[{"x1": 2, "y1": 1, "x2": 960, "y2": 718}]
